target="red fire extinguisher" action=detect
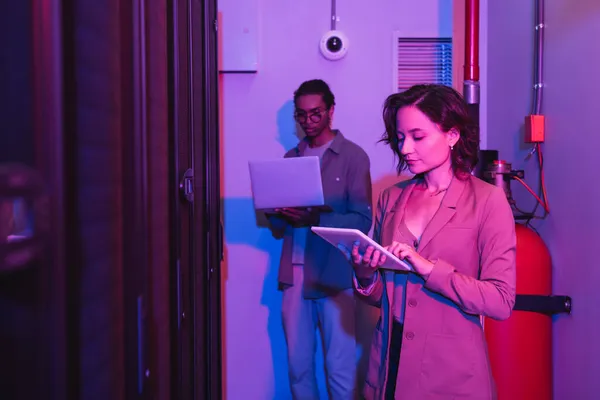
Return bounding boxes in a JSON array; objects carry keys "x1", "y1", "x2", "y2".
[
  {"x1": 479, "y1": 158, "x2": 571, "y2": 399},
  {"x1": 484, "y1": 223, "x2": 553, "y2": 400}
]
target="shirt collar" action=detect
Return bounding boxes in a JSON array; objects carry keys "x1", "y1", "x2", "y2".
[{"x1": 296, "y1": 130, "x2": 345, "y2": 155}]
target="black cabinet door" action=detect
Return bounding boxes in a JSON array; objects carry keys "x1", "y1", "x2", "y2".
[{"x1": 168, "y1": 0, "x2": 222, "y2": 398}]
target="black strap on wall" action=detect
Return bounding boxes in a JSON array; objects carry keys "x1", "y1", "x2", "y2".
[{"x1": 514, "y1": 294, "x2": 572, "y2": 315}]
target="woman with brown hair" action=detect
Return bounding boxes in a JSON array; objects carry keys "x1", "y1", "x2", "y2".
[{"x1": 343, "y1": 84, "x2": 516, "y2": 399}]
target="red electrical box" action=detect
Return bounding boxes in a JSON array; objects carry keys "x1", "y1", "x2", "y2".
[{"x1": 525, "y1": 115, "x2": 545, "y2": 143}]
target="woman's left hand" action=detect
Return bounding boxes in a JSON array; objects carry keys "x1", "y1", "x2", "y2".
[{"x1": 386, "y1": 241, "x2": 435, "y2": 279}]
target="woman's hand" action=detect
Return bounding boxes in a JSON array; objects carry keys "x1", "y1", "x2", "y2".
[
  {"x1": 338, "y1": 241, "x2": 386, "y2": 282},
  {"x1": 386, "y1": 241, "x2": 434, "y2": 279}
]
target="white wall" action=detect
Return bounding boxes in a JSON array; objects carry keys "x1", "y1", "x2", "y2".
[
  {"x1": 485, "y1": 1, "x2": 600, "y2": 398},
  {"x1": 219, "y1": 1, "x2": 452, "y2": 398}
]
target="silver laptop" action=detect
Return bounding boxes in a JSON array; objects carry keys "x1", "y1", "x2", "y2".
[{"x1": 248, "y1": 156, "x2": 325, "y2": 211}]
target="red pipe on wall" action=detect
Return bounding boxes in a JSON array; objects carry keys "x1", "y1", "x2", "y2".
[
  {"x1": 464, "y1": 0, "x2": 480, "y2": 82},
  {"x1": 463, "y1": 0, "x2": 479, "y2": 127}
]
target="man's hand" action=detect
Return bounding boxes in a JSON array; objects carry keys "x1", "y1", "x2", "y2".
[{"x1": 275, "y1": 207, "x2": 320, "y2": 227}]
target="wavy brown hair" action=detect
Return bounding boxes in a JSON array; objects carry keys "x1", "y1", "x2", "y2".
[{"x1": 381, "y1": 84, "x2": 479, "y2": 177}]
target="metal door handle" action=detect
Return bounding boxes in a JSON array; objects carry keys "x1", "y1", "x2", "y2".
[
  {"x1": 179, "y1": 168, "x2": 194, "y2": 203},
  {"x1": 0, "y1": 163, "x2": 47, "y2": 274}
]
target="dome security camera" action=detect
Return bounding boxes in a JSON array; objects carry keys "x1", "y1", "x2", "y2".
[{"x1": 319, "y1": 30, "x2": 349, "y2": 61}]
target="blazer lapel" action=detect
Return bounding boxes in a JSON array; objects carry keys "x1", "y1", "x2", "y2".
[
  {"x1": 417, "y1": 176, "x2": 467, "y2": 253},
  {"x1": 382, "y1": 180, "x2": 417, "y2": 245}
]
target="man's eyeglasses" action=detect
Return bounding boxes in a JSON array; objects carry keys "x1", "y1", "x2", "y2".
[{"x1": 294, "y1": 109, "x2": 327, "y2": 124}]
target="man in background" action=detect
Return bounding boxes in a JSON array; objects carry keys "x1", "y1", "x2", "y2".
[{"x1": 268, "y1": 79, "x2": 372, "y2": 399}]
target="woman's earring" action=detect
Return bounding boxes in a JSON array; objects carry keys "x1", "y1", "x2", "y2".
[{"x1": 450, "y1": 145, "x2": 454, "y2": 151}]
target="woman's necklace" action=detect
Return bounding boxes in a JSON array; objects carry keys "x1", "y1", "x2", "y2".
[
  {"x1": 428, "y1": 187, "x2": 449, "y2": 197},
  {"x1": 421, "y1": 174, "x2": 453, "y2": 197}
]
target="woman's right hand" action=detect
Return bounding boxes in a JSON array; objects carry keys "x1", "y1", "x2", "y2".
[{"x1": 338, "y1": 241, "x2": 386, "y2": 281}]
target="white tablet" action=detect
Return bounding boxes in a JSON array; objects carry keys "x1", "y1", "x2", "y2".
[{"x1": 311, "y1": 227, "x2": 412, "y2": 272}]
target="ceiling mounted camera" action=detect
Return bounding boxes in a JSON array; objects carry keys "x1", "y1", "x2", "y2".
[
  {"x1": 320, "y1": 30, "x2": 349, "y2": 61},
  {"x1": 319, "y1": 0, "x2": 348, "y2": 61}
]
